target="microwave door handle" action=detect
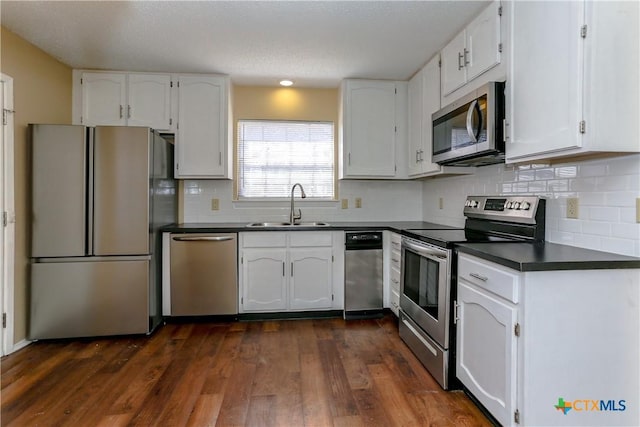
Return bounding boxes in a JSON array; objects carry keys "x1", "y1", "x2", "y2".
[{"x1": 465, "y1": 100, "x2": 478, "y2": 143}]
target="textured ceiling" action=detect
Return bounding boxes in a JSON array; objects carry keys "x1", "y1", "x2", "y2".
[{"x1": 1, "y1": 1, "x2": 490, "y2": 88}]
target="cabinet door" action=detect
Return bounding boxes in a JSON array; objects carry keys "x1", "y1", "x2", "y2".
[
  {"x1": 420, "y1": 55, "x2": 443, "y2": 175},
  {"x1": 289, "y1": 248, "x2": 333, "y2": 310},
  {"x1": 241, "y1": 249, "x2": 288, "y2": 312},
  {"x1": 456, "y1": 281, "x2": 517, "y2": 427},
  {"x1": 176, "y1": 75, "x2": 229, "y2": 178},
  {"x1": 466, "y1": 1, "x2": 501, "y2": 81},
  {"x1": 441, "y1": 32, "x2": 467, "y2": 96},
  {"x1": 342, "y1": 80, "x2": 396, "y2": 177},
  {"x1": 407, "y1": 69, "x2": 424, "y2": 177},
  {"x1": 507, "y1": 1, "x2": 584, "y2": 161},
  {"x1": 128, "y1": 74, "x2": 172, "y2": 130},
  {"x1": 81, "y1": 72, "x2": 126, "y2": 126}
]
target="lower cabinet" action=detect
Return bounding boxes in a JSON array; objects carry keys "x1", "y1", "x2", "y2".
[
  {"x1": 456, "y1": 280, "x2": 518, "y2": 426},
  {"x1": 239, "y1": 232, "x2": 340, "y2": 313},
  {"x1": 456, "y1": 252, "x2": 640, "y2": 427}
]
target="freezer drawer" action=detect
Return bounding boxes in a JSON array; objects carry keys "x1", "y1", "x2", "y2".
[
  {"x1": 30, "y1": 259, "x2": 149, "y2": 339},
  {"x1": 170, "y1": 233, "x2": 238, "y2": 316}
]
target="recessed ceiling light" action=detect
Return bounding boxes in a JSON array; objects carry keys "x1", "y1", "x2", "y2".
[{"x1": 279, "y1": 80, "x2": 293, "y2": 87}]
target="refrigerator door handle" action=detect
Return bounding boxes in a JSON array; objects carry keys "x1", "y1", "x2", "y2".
[{"x1": 86, "y1": 127, "x2": 95, "y2": 256}]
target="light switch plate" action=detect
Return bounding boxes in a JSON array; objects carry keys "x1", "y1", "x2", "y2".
[
  {"x1": 341, "y1": 199, "x2": 349, "y2": 209},
  {"x1": 439, "y1": 197, "x2": 444, "y2": 209},
  {"x1": 211, "y1": 198, "x2": 220, "y2": 211},
  {"x1": 355, "y1": 197, "x2": 362, "y2": 208}
]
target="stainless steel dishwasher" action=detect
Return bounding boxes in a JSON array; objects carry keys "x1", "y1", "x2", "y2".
[
  {"x1": 344, "y1": 231, "x2": 383, "y2": 319},
  {"x1": 169, "y1": 233, "x2": 238, "y2": 316}
]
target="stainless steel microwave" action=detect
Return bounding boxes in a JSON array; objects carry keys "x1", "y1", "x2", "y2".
[{"x1": 432, "y1": 82, "x2": 505, "y2": 166}]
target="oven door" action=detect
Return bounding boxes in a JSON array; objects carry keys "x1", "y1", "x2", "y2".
[{"x1": 400, "y1": 238, "x2": 451, "y2": 349}]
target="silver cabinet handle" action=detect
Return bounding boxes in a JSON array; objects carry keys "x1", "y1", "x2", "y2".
[
  {"x1": 348, "y1": 152, "x2": 351, "y2": 166},
  {"x1": 119, "y1": 105, "x2": 123, "y2": 119},
  {"x1": 469, "y1": 272, "x2": 488, "y2": 282},
  {"x1": 463, "y1": 48, "x2": 470, "y2": 66},
  {"x1": 283, "y1": 262, "x2": 285, "y2": 277},
  {"x1": 458, "y1": 52, "x2": 464, "y2": 70},
  {"x1": 219, "y1": 151, "x2": 222, "y2": 166},
  {"x1": 392, "y1": 258, "x2": 400, "y2": 263},
  {"x1": 416, "y1": 150, "x2": 420, "y2": 164},
  {"x1": 291, "y1": 262, "x2": 294, "y2": 277},
  {"x1": 127, "y1": 105, "x2": 131, "y2": 119},
  {"x1": 172, "y1": 236, "x2": 234, "y2": 242}
]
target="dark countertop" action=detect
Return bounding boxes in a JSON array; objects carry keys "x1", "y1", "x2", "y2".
[
  {"x1": 162, "y1": 222, "x2": 640, "y2": 271},
  {"x1": 456, "y1": 242, "x2": 640, "y2": 272},
  {"x1": 162, "y1": 221, "x2": 459, "y2": 233}
]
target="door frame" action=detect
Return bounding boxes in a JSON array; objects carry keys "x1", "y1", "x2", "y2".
[{"x1": 1, "y1": 73, "x2": 16, "y2": 356}]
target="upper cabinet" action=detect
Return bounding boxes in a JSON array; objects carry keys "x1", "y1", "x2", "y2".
[
  {"x1": 441, "y1": 1, "x2": 502, "y2": 98},
  {"x1": 506, "y1": 1, "x2": 640, "y2": 163},
  {"x1": 407, "y1": 55, "x2": 474, "y2": 179},
  {"x1": 81, "y1": 72, "x2": 172, "y2": 131},
  {"x1": 339, "y1": 79, "x2": 407, "y2": 179},
  {"x1": 175, "y1": 75, "x2": 232, "y2": 179}
]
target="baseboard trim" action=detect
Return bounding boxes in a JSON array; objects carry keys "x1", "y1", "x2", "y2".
[{"x1": 6, "y1": 339, "x2": 31, "y2": 356}]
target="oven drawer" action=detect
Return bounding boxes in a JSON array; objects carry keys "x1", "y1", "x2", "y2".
[
  {"x1": 399, "y1": 310, "x2": 448, "y2": 389},
  {"x1": 458, "y1": 254, "x2": 520, "y2": 303}
]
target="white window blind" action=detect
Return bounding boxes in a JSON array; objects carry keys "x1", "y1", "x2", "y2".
[{"x1": 238, "y1": 120, "x2": 335, "y2": 199}]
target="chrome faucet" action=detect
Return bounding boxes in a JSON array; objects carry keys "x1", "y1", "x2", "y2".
[{"x1": 289, "y1": 183, "x2": 307, "y2": 224}]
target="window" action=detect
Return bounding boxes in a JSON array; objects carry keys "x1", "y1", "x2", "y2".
[{"x1": 237, "y1": 120, "x2": 335, "y2": 199}]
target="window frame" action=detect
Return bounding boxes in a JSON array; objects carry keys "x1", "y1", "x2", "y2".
[{"x1": 235, "y1": 119, "x2": 337, "y2": 201}]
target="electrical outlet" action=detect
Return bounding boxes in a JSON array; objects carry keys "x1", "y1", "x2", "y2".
[
  {"x1": 566, "y1": 197, "x2": 579, "y2": 219},
  {"x1": 355, "y1": 197, "x2": 362, "y2": 208},
  {"x1": 341, "y1": 199, "x2": 349, "y2": 209},
  {"x1": 211, "y1": 198, "x2": 220, "y2": 211},
  {"x1": 439, "y1": 197, "x2": 444, "y2": 210},
  {"x1": 636, "y1": 198, "x2": 640, "y2": 223}
]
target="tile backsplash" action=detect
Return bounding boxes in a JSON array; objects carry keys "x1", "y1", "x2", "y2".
[
  {"x1": 183, "y1": 179, "x2": 423, "y2": 223},
  {"x1": 182, "y1": 154, "x2": 640, "y2": 257},
  {"x1": 421, "y1": 154, "x2": 640, "y2": 257}
]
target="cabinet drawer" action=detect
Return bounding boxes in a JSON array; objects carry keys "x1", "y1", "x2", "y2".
[
  {"x1": 390, "y1": 249, "x2": 402, "y2": 271},
  {"x1": 390, "y1": 266, "x2": 401, "y2": 292},
  {"x1": 458, "y1": 254, "x2": 520, "y2": 303},
  {"x1": 289, "y1": 232, "x2": 332, "y2": 247},
  {"x1": 390, "y1": 288, "x2": 400, "y2": 315},
  {"x1": 390, "y1": 233, "x2": 402, "y2": 251},
  {"x1": 241, "y1": 232, "x2": 287, "y2": 248}
]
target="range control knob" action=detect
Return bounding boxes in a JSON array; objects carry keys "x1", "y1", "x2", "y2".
[
  {"x1": 505, "y1": 201, "x2": 512, "y2": 209},
  {"x1": 520, "y1": 201, "x2": 531, "y2": 210},
  {"x1": 512, "y1": 201, "x2": 521, "y2": 210},
  {"x1": 464, "y1": 200, "x2": 470, "y2": 207},
  {"x1": 471, "y1": 200, "x2": 479, "y2": 208}
]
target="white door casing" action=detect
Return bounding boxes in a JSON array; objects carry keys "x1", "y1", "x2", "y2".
[{"x1": 1, "y1": 73, "x2": 16, "y2": 356}]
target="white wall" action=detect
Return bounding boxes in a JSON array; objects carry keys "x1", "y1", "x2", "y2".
[
  {"x1": 421, "y1": 154, "x2": 640, "y2": 257},
  {"x1": 183, "y1": 179, "x2": 423, "y2": 223}
]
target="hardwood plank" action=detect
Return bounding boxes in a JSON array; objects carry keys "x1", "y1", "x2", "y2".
[
  {"x1": 185, "y1": 393, "x2": 224, "y2": 427},
  {"x1": 1, "y1": 315, "x2": 492, "y2": 427}
]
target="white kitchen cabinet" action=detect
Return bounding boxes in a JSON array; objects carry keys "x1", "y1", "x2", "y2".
[
  {"x1": 441, "y1": 1, "x2": 502, "y2": 97},
  {"x1": 289, "y1": 248, "x2": 333, "y2": 310},
  {"x1": 387, "y1": 232, "x2": 402, "y2": 316},
  {"x1": 241, "y1": 248, "x2": 288, "y2": 312},
  {"x1": 81, "y1": 72, "x2": 172, "y2": 130},
  {"x1": 175, "y1": 75, "x2": 232, "y2": 179},
  {"x1": 239, "y1": 232, "x2": 336, "y2": 313},
  {"x1": 506, "y1": 1, "x2": 640, "y2": 162},
  {"x1": 456, "y1": 252, "x2": 640, "y2": 426},
  {"x1": 339, "y1": 79, "x2": 401, "y2": 179},
  {"x1": 81, "y1": 72, "x2": 127, "y2": 126},
  {"x1": 408, "y1": 56, "x2": 474, "y2": 179},
  {"x1": 456, "y1": 280, "x2": 517, "y2": 426},
  {"x1": 127, "y1": 74, "x2": 172, "y2": 130}
]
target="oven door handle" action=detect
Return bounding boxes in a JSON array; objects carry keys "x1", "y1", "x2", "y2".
[{"x1": 402, "y1": 240, "x2": 448, "y2": 260}]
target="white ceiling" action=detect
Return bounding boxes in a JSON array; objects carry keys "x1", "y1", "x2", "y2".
[{"x1": 1, "y1": 0, "x2": 490, "y2": 88}]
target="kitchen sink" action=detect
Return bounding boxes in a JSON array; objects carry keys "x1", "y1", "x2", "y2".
[{"x1": 245, "y1": 221, "x2": 330, "y2": 228}]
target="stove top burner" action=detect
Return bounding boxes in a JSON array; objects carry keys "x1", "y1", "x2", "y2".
[{"x1": 404, "y1": 228, "x2": 519, "y2": 247}]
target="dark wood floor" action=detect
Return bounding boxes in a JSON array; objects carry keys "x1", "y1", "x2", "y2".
[{"x1": 1, "y1": 315, "x2": 491, "y2": 426}]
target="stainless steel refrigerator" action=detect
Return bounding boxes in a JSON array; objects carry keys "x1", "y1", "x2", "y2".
[{"x1": 29, "y1": 124, "x2": 177, "y2": 339}]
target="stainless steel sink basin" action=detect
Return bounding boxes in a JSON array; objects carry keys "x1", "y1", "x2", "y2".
[{"x1": 246, "y1": 221, "x2": 330, "y2": 228}]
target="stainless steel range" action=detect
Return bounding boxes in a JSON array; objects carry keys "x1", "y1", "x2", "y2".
[{"x1": 399, "y1": 195, "x2": 545, "y2": 389}]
